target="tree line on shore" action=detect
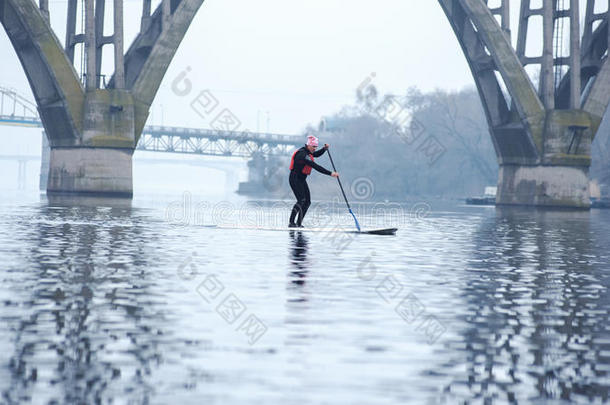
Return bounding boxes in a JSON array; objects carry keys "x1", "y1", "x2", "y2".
[{"x1": 242, "y1": 85, "x2": 610, "y2": 201}]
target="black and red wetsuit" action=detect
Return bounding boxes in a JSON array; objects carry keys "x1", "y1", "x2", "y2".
[{"x1": 288, "y1": 146, "x2": 332, "y2": 226}]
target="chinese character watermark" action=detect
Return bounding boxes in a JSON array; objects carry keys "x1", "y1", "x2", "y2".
[
  {"x1": 177, "y1": 252, "x2": 268, "y2": 345},
  {"x1": 356, "y1": 72, "x2": 447, "y2": 167}
]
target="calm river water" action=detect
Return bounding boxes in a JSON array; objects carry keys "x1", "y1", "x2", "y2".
[{"x1": 0, "y1": 192, "x2": 609, "y2": 404}]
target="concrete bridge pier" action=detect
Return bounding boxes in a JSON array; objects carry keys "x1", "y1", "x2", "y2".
[
  {"x1": 41, "y1": 130, "x2": 133, "y2": 197},
  {"x1": 46, "y1": 89, "x2": 139, "y2": 197},
  {"x1": 1, "y1": 0, "x2": 204, "y2": 198},
  {"x1": 497, "y1": 164, "x2": 590, "y2": 208},
  {"x1": 47, "y1": 147, "x2": 134, "y2": 197},
  {"x1": 439, "y1": 0, "x2": 610, "y2": 209},
  {"x1": 496, "y1": 111, "x2": 594, "y2": 208}
]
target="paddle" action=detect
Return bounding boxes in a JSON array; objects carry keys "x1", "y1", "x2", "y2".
[{"x1": 326, "y1": 148, "x2": 362, "y2": 232}]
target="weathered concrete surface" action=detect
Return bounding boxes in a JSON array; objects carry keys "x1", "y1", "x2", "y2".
[
  {"x1": 449, "y1": 0, "x2": 546, "y2": 153},
  {"x1": 40, "y1": 89, "x2": 137, "y2": 196},
  {"x1": 47, "y1": 148, "x2": 133, "y2": 197},
  {"x1": 495, "y1": 108, "x2": 593, "y2": 208},
  {"x1": 0, "y1": 0, "x2": 84, "y2": 146},
  {"x1": 543, "y1": 110, "x2": 593, "y2": 165},
  {"x1": 82, "y1": 90, "x2": 136, "y2": 148},
  {"x1": 497, "y1": 164, "x2": 590, "y2": 208}
]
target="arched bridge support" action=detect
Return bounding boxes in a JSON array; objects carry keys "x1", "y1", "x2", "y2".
[
  {"x1": 440, "y1": 0, "x2": 610, "y2": 208},
  {"x1": 0, "y1": 0, "x2": 204, "y2": 196}
]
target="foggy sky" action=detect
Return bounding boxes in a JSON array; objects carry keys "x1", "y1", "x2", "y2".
[{"x1": 1, "y1": 1, "x2": 477, "y2": 135}]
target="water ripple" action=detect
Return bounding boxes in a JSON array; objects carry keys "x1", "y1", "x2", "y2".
[{"x1": 0, "y1": 197, "x2": 608, "y2": 404}]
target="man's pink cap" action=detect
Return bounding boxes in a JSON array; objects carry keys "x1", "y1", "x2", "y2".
[{"x1": 306, "y1": 135, "x2": 319, "y2": 147}]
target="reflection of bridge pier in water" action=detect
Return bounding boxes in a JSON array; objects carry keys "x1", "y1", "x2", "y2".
[
  {"x1": 434, "y1": 208, "x2": 610, "y2": 403},
  {"x1": 0, "y1": 200, "x2": 171, "y2": 404}
]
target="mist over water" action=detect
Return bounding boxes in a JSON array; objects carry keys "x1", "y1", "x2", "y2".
[{"x1": 0, "y1": 192, "x2": 609, "y2": 404}]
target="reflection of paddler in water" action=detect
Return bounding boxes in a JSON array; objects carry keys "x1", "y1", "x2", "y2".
[{"x1": 289, "y1": 230, "x2": 309, "y2": 286}]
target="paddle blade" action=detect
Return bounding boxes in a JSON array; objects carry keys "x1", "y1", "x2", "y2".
[
  {"x1": 362, "y1": 228, "x2": 398, "y2": 235},
  {"x1": 349, "y1": 209, "x2": 361, "y2": 232}
]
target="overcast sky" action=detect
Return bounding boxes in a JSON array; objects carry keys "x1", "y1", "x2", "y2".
[{"x1": 1, "y1": 0, "x2": 479, "y2": 135}]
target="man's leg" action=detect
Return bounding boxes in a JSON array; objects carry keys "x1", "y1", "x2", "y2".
[
  {"x1": 297, "y1": 181, "x2": 311, "y2": 226},
  {"x1": 289, "y1": 205, "x2": 300, "y2": 226},
  {"x1": 289, "y1": 175, "x2": 305, "y2": 226}
]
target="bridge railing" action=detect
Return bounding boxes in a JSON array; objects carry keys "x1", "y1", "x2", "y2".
[
  {"x1": 0, "y1": 114, "x2": 43, "y2": 128},
  {"x1": 143, "y1": 125, "x2": 301, "y2": 145},
  {"x1": 137, "y1": 128, "x2": 299, "y2": 157},
  {"x1": 0, "y1": 86, "x2": 39, "y2": 119}
]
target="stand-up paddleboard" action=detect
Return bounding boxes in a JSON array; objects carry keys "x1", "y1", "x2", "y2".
[{"x1": 202, "y1": 225, "x2": 398, "y2": 235}]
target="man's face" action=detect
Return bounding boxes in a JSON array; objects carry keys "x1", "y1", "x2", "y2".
[{"x1": 306, "y1": 145, "x2": 316, "y2": 153}]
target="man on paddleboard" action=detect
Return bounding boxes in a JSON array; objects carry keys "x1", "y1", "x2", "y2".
[{"x1": 288, "y1": 135, "x2": 339, "y2": 228}]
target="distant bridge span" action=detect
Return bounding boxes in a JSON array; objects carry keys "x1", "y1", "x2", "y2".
[{"x1": 0, "y1": 87, "x2": 302, "y2": 158}]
